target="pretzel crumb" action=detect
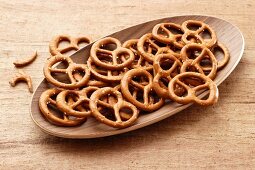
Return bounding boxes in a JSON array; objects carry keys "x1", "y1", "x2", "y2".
[{"x1": 9, "y1": 70, "x2": 33, "y2": 93}]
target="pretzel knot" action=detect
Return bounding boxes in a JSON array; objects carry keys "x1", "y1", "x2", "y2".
[
  {"x1": 181, "y1": 20, "x2": 217, "y2": 48},
  {"x1": 44, "y1": 54, "x2": 90, "y2": 89},
  {"x1": 121, "y1": 68, "x2": 165, "y2": 111},
  {"x1": 90, "y1": 37, "x2": 135, "y2": 70},
  {"x1": 49, "y1": 35, "x2": 91, "y2": 56},
  {"x1": 56, "y1": 86, "x2": 99, "y2": 117},
  {"x1": 180, "y1": 43, "x2": 218, "y2": 80},
  {"x1": 152, "y1": 23, "x2": 184, "y2": 48},
  {"x1": 153, "y1": 53, "x2": 183, "y2": 98},
  {"x1": 89, "y1": 87, "x2": 139, "y2": 128},
  {"x1": 168, "y1": 72, "x2": 218, "y2": 106},
  {"x1": 123, "y1": 39, "x2": 153, "y2": 72},
  {"x1": 39, "y1": 88, "x2": 86, "y2": 126}
]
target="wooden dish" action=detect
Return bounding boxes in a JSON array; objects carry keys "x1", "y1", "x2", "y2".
[{"x1": 30, "y1": 15, "x2": 244, "y2": 138}]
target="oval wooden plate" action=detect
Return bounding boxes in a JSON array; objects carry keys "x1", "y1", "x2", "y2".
[{"x1": 30, "y1": 15, "x2": 244, "y2": 138}]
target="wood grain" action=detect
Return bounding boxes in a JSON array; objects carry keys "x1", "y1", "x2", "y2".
[
  {"x1": 31, "y1": 15, "x2": 244, "y2": 139},
  {"x1": 1, "y1": 0, "x2": 255, "y2": 169}
]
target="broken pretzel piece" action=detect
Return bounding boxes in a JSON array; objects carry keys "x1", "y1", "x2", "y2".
[
  {"x1": 13, "y1": 51, "x2": 37, "y2": 67},
  {"x1": 9, "y1": 70, "x2": 33, "y2": 93}
]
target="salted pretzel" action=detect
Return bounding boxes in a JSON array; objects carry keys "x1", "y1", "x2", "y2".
[
  {"x1": 49, "y1": 34, "x2": 91, "y2": 56},
  {"x1": 39, "y1": 88, "x2": 86, "y2": 126},
  {"x1": 44, "y1": 54, "x2": 90, "y2": 89},
  {"x1": 123, "y1": 39, "x2": 153, "y2": 71},
  {"x1": 153, "y1": 54, "x2": 183, "y2": 98},
  {"x1": 202, "y1": 42, "x2": 230, "y2": 71},
  {"x1": 180, "y1": 43, "x2": 218, "y2": 80},
  {"x1": 121, "y1": 68, "x2": 164, "y2": 111},
  {"x1": 90, "y1": 37, "x2": 135, "y2": 70},
  {"x1": 73, "y1": 73, "x2": 109, "y2": 87},
  {"x1": 89, "y1": 87, "x2": 139, "y2": 128},
  {"x1": 152, "y1": 22, "x2": 184, "y2": 48},
  {"x1": 182, "y1": 20, "x2": 217, "y2": 48},
  {"x1": 87, "y1": 57, "x2": 128, "y2": 82},
  {"x1": 56, "y1": 86, "x2": 99, "y2": 117},
  {"x1": 138, "y1": 33, "x2": 171, "y2": 62},
  {"x1": 168, "y1": 72, "x2": 218, "y2": 106}
]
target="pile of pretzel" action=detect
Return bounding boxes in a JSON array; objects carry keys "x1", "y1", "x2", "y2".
[{"x1": 39, "y1": 20, "x2": 230, "y2": 128}]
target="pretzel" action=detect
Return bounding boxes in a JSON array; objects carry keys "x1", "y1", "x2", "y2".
[
  {"x1": 138, "y1": 33, "x2": 170, "y2": 62},
  {"x1": 56, "y1": 86, "x2": 99, "y2": 117},
  {"x1": 44, "y1": 54, "x2": 90, "y2": 89},
  {"x1": 182, "y1": 20, "x2": 217, "y2": 48},
  {"x1": 202, "y1": 42, "x2": 230, "y2": 71},
  {"x1": 123, "y1": 39, "x2": 153, "y2": 71},
  {"x1": 90, "y1": 37, "x2": 135, "y2": 70},
  {"x1": 49, "y1": 34, "x2": 91, "y2": 56},
  {"x1": 168, "y1": 72, "x2": 218, "y2": 106},
  {"x1": 89, "y1": 87, "x2": 139, "y2": 128},
  {"x1": 121, "y1": 68, "x2": 165, "y2": 111},
  {"x1": 39, "y1": 88, "x2": 86, "y2": 126},
  {"x1": 180, "y1": 43, "x2": 217, "y2": 80},
  {"x1": 9, "y1": 70, "x2": 33, "y2": 93},
  {"x1": 13, "y1": 51, "x2": 37, "y2": 67},
  {"x1": 153, "y1": 54, "x2": 183, "y2": 98},
  {"x1": 152, "y1": 23, "x2": 184, "y2": 48},
  {"x1": 87, "y1": 57, "x2": 128, "y2": 82}
]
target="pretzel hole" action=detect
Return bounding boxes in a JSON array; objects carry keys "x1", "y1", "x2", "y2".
[
  {"x1": 159, "y1": 77, "x2": 169, "y2": 89},
  {"x1": 174, "y1": 84, "x2": 188, "y2": 97},
  {"x1": 186, "y1": 35, "x2": 202, "y2": 44},
  {"x1": 52, "y1": 73, "x2": 71, "y2": 84},
  {"x1": 182, "y1": 77, "x2": 205, "y2": 87},
  {"x1": 199, "y1": 29, "x2": 212, "y2": 40},
  {"x1": 166, "y1": 26, "x2": 184, "y2": 35},
  {"x1": 148, "y1": 90, "x2": 161, "y2": 104},
  {"x1": 72, "y1": 69, "x2": 85, "y2": 82},
  {"x1": 186, "y1": 48, "x2": 202, "y2": 59},
  {"x1": 116, "y1": 53, "x2": 130, "y2": 64},
  {"x1": 212, "y1": 46, "x2": 225, "y2": 61},
  {"x1": 186, "y1": 22, "x2": 202, "y2": 31},
  {"x1": 96, "y1": 52, "x2": 113, "y2": 63},
  {"x1": 48, "y1": 103, "x2": 65, "y2": 119},
  {"x1": 119, "y1": 107, "x2": 133, "y2": 121},
  {"x1": 159, "y1": 58, "x2": 175, "y2": 70},
  {"x1": 195, "y1": 86, "x2": 209, "y2": 98},
  {"x1": 58, "y1": 39, "x2": 71, "y2": 49},
  {"x1": 74, "y1": 104, "x2": 90, "y2": 112},
  {"x1": 78, "y1": 40, "x2": 89, "y2": 49},
  {"x1": 199, "y1": 57, "x2": 212, "y2": 68},
  {"x1": 132, "y1": 75, "x2": 149, "y2": 86},
  {"x1": 129, "y1": 86, "x2": 144, "y2": 102},
  {"x1": 100, "y1": 107, "x2": 116, "y2": 121},
  {"x1": 100, "y1": 43, "x2": 117, "y2": 51},
  {"x1": 52, "y1": 60, "x2": 69, "y2": 69}
]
